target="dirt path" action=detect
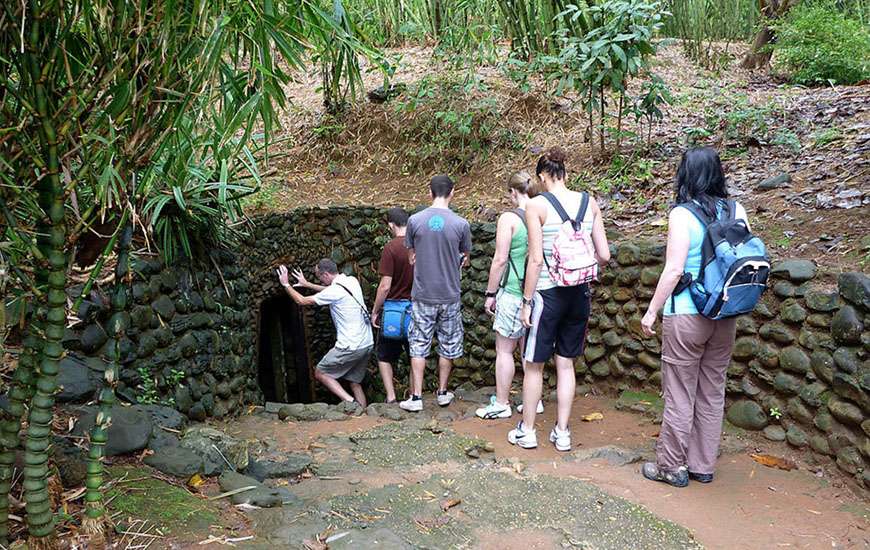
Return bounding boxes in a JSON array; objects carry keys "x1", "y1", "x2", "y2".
[{"x1": 191, "y1": 395, "x2": 868, "y2": 549}]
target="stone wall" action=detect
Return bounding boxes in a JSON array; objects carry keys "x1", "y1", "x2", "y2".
[
  {"x1": 57, "y1": 205, "x2": 868, "y2": 488},
  {"x1": 61, "y1": 249, "x2": 258, "y2": 420},
  {"x1": 240, "y1": 207, "x2": 869, "y2": 488}
]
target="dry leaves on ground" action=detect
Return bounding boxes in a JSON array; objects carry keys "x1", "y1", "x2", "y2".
[{"x1": 750, "y1": 453, "x2": 798, "y2": 471}]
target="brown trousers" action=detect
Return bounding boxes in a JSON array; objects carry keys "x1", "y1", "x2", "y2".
[{"x1": 656, "y1": 314, "x2": 737, "y2": 474}]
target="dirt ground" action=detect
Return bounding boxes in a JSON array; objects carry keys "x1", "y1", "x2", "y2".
[
  {"x1": 248, "y1": 43, "x2": 870, "y2": 272},
  {"x1": 157, "y1": 394, "x2": 870, "y2": 550}
]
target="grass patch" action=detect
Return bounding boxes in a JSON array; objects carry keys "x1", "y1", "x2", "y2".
[{"x1": 107, "y1": 465, "x2": 219, "y2": 533}]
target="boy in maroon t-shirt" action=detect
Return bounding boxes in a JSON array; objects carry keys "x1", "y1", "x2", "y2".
[{"x1": 370, "y1": 207, "x2": 414, "y2": 403}]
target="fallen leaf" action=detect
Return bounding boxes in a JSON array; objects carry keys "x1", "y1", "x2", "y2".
[
  {"x1": 187, "y1": 473, "x2": 206, "y2": 489},
  {"x1": 440, "y1": 498, "x2": 461, "y2": 511},
  {"x1": 582, "y1": 412, "x2": 604, "y2": 422},
  {"x1": 750, "y1": 454, "x2": 797, "y2": 471}
]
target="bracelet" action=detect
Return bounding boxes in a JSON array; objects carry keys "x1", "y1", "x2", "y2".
[{"x1": 484, "y1": 290, "x2": 497, "y2": 298}]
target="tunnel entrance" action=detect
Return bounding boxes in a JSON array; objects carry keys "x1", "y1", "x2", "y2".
[{"x1": 257, "y1": 294, "x2": 313, "y2": 403}]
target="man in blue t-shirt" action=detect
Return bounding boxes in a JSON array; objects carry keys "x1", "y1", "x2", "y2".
[{"x1": 399, "y1": 175, "x2": 472, "y2": 412}]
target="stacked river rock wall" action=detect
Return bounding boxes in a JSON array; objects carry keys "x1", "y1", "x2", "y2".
[
  {"x1": 62, "y1": 249, "x2": 258, "y2": 420},
  {"x1": 57, "y1": 206, "x2": 868, "y2": 488}
]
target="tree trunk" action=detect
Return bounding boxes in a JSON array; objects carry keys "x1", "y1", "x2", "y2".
[
  {"x1": 740, "y1": 0, "x2": 796, "y2": 70},
  {"x1": 82, "y1": 221, "x2": 131, "y2": 544},
  {"x1": 23, "y1": 3, "x2": 65, "y2": 546},
  {"x1": 0, "y1": 331, "x2": 39, "y2": 546}
]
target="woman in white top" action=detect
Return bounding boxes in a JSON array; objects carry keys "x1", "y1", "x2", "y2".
[{"x1": 508, "y1": 147, "x2": 610, "y2": 451}]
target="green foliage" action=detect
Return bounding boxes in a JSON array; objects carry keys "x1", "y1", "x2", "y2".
[
  {"x1": 394, "y1": 73, "x2": 522, "y2": 173},
  {"x1": 631, "y1": 74, "x2": 674, "y2": 146},
  {"x1": 772, "y1": 129, "x2": 801, "y2": 153},
  {"x1": 664, "y1": 0, "x2": 758, "y2": 71},
  {"x1": 772, "y1": 1, "x2": 870, "y2": 85},
  {"x1": 813, "y1": 126, "x2": 843, "y2": 147},
  {"x1": 574, "y1": 155, "x2": 655, "y2": 195},
  {"x1": 537, "y1": 0, "x2": 666, "y2": 156}
]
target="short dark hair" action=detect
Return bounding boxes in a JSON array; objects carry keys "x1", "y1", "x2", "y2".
[
  {"x1": 430, "y1": 175, "x2": 454, "y2": 198},
  {"x1": 535, "y1": 146, "x2": 567, "y2": 180},
  {"x1": 387, "y1": 207, "x2": 409, "y2": 227},
  {"x1": 674, "y1": 147, "x2": 729, "y2": 219},
  {"x1": 316, "y1": 258, "x2": 338, "y2": 275}
]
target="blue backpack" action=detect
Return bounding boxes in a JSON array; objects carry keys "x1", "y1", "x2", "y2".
[
  {"x1": 672, "y1": 200, "x2": 770, "y2": 320},
  {"x1": 382, "y1": 299, "x2": 412, "y2": 339}
]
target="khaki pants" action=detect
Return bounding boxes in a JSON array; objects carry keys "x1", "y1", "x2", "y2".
[{"x1": 656, "y1": 314, "x2": 737, "y2": 474}]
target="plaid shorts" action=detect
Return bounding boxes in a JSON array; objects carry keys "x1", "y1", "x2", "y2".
[
  {"x1": 493, "y1": 290, "x2": 525, "y2": 339},
  {"x1": 408, "y1": 301, "x2": 464, "y2": 359}
]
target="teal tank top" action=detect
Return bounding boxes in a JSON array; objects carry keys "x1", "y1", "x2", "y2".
[
  {"x1": 503, "y1": 216, "x2": 527, "y2": 296},
  {"x1": 665, "y1": 201, "x2": 747, "y2": 316}
]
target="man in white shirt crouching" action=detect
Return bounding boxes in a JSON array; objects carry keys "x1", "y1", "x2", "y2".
[{"x1": 277, "y1": 259, "x2": 373, "y2": 406}]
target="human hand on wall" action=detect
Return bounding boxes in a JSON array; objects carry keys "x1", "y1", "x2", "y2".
[
  {"x1": 277, "y1": 265, "x2": 291, "y2": 287},
  {"x1": 291, "y1": 268, "x2": 310, "y2": 288}
]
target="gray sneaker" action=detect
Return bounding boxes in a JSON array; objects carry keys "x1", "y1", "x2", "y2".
[{"x1": 641, "y1": 463, "x2": 688, "y2": 488}]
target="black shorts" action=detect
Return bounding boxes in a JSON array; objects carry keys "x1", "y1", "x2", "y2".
[
  {"x1": 376, "y1": 330, "x2": 409, "y2": 363},
  {"x1": 524, "y1": 284, "x2": 591, "y2": 364}
]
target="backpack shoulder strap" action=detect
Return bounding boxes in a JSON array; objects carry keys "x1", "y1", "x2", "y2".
[
  {"x1": 541, "y1": 192, "x2": 571, "y2": 223},
  {"x1": 575, "y1": 192, "x2": 589, "y2": 224},
  {"x1": 511, "y1": 208, "x2": 527, "y2": 228},
  {"x1": 679, "y1": 201, "x2": 711, "y2": 227},
  {"x1": 725, "y1": 199, "x2": 737, "y2": 221}
]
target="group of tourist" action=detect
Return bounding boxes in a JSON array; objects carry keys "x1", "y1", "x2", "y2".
[{"x1": 277, "y1": 146, "x2": 757, "y2": 488}]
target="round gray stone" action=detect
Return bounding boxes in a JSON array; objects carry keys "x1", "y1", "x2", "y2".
[
  {"x1": 763, "y1": 425, "x2": 786, "y2": 442},
  {"x1": 726, "y1": 400, "x2": 768, "y2": 430}
]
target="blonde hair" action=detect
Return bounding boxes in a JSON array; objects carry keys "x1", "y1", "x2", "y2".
[{"x1": 508, "y1": 170, "x2": 535, "y2": 196}]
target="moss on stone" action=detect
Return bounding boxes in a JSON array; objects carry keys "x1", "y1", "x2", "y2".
[{"x1": 107, "y1": 465, "x2": 219, "y2": 533}]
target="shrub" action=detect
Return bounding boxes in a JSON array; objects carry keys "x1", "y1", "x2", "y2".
[{"x1": 772, "y1": 2, "x2": 870, "y2": 85}]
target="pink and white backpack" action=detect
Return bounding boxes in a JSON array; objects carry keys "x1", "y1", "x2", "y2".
[{"x1": 542, "y1": 192, "x2": 598, "y2": 286}]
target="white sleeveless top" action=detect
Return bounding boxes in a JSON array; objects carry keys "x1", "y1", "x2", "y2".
[{"x1": 537, "y1": 189, "x2": 594, "y2": 291}]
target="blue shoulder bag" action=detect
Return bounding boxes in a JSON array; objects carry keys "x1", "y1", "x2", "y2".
[{"x1": 381, "y1": 299, "x2": 412, "y2": 339}]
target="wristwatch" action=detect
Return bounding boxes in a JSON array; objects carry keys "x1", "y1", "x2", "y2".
[
  {"x1": 521, "y1": 296, "x2": 532, "y2": 306},
  {"x1": 484, "y1": 290, "x2": 497, "y2": 298}
]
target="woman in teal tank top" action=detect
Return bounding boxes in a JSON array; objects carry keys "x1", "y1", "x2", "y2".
[
  {"x1": 476, "y1": 172, "x2": 533, "y2": 420},
  {"x1": 639, "y1": 147, "x2": 746, "y2": 488}
]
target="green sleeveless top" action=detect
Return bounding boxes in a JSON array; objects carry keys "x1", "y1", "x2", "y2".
[{"x1": 502, "y1": 215, "x2": 528, "y2": 296}]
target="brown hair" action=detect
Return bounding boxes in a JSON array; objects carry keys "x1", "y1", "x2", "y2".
[
  {"x1": 507, "y1": 170, "x2": 534, "y2": 196},
  {"x1": 535, "y1": 146, "x2": 567, "y2": 180}
]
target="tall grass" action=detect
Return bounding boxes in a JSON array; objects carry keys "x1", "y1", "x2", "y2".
[
  {"x1": 662, "y1": 0, "x2": 760, "y2": 40},
  {"x1": 661, "y1": 0, "x2": 759, "y2": 71}
]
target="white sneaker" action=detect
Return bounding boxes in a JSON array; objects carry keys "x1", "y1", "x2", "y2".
[
  {"x1": 516, "y1": 401, "x2": 544, "y2": 414},
  {"x1": 399, "y1": 396, "x2": 422, "y2": 412},
  {"x1": 475, "y1": 396, "x2": 512, "y2": 420},
  {"x1": 436, "y1": 390, "x2": 454, "y2": 407},
  {"x1": 507, "y1": 421, "x2": 538, "y2": 449},
  {"x1": 549, "y1": 426, "x2": 571, "y2": 452}
]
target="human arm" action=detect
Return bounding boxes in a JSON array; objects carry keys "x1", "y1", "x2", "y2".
[
  {"x1": 483, "y1": 214, "x2": 515, "y2": 315},
  {"x1": 520, "y1": 199, "x2": 547, "y2": 327},
  {"x1": 589, "y1": 197, "x2": 610, "y2": 265},
  {"x1": 371, "y1": 275, "x2": 393, "y2": 328},
  {"x1": 640, "y1": 208, "x2": 691, "y2": 336},
  {"x1": 277, "y1": 265, "x2": 319, "y2": 306},
  {"x1": 408, "y1": 248, "x2": 416, "y2": 266},
  {"x1": 291, "y1": 268, "x2": 326, "y2": 292},
  {"x1": 460, "y1": 221, "x2": 472, "y2": 269}
]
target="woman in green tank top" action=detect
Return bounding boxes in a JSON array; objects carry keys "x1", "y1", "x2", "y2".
[{"x1": 476, "y1": 172, "x2": 536, "y2": 420}]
